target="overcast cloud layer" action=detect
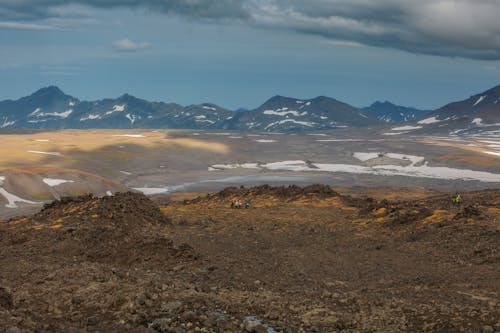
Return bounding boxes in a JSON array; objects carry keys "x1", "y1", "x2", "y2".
[{"x1": 0, "y1": 0, "x2": 499, "y2": 60}]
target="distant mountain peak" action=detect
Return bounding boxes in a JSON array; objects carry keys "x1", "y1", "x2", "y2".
[
  {"x1": 31, "y1": 85, "x2": 67, "y2": 98},
  {"x1": 371, "y1": 101, "x2": 394, "y2": 107}
]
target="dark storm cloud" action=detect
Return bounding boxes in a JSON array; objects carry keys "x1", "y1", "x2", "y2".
[
  {"x1": 1, "y1": 0, "x2": 499, "y2": 60},
  {"x1": 0, "y1": 0, "x2": 248, "y2": 20}
]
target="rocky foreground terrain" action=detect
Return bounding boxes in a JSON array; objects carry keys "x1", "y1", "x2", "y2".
[{"x1": 0, "y1": 185, "x2": 499, "y2": 332}]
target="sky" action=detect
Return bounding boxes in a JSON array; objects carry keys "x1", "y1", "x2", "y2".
[{"x1": 0, "y1": 0, "x2": 499, "y2": 110}]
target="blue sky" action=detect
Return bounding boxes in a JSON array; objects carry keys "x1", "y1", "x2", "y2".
[{"x1": 0, "y1": 1, "x2": 499, "y2": 110}]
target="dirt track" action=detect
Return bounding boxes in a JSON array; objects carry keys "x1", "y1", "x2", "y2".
[{"x1": 1, "y1": 186, "x2": 499, "y2": 332}]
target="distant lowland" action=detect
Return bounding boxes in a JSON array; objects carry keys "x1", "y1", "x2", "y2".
[{"x1": 1, "y1": 84, "x2": 499, "y2": 135}]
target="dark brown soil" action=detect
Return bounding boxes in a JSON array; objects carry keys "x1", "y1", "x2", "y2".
[{"x1": 1, "y1": 187, "x2": 499, "y2": 332}]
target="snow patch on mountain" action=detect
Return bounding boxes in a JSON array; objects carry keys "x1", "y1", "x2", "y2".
[
  {"x1": 43, "y1": 178, "x2": 74, "y2": 187},
  {"x1": 263, "y1": 109, "x2": 307, "y2": 117},
  {"x1": 473, "y1": 95, "x2": 487, "y2": 106},
  {"x1": 391, "y1": 125, "x2": 423, "y2": 131},
  {"x1": 125, "y1": 113, "x2": 139, "y2": 124},
  {"x1": 80, "y1": 114, "x2": 101, "y2": 121},
  {"x1": 418, "y1": 116, "x2": 441, "y2": 125},
  {"x1": 0, "y1": 188, "x2": 38, "y2": 208},
  {"x1": 113, "y1": 104, "x2": 126, "y2": 112},
  {"x1": 264, "y1": 119, "x2": 316, "y2": 130},
  {"x1": 0, "y1": 118, "x2": 15, "y2": 128}
]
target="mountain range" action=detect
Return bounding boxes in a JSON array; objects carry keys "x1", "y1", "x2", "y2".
[{"x1": 0, "y1": 85, "x2": 498, "y2": 134}]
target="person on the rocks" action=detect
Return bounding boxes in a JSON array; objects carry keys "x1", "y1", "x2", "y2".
[
  {"x1": 451, "y1": 193, "x2": 461, "y2": 205},
  {"x1": 244, "y1": 199, "x2": 250, "y2": 209}
]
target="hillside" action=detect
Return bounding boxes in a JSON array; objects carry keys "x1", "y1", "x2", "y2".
[
  {"x1": 1, "y1": 185, "x2": 499, "y2": 332},
  {"x1": 386, "y1": 85, "x2": 500, "y2": 136},
  {"x1": 228, "y1": 95, "x2": 377, "y2": 131},
  {"x1": 364, "y1": 101, "x2": 430, "y2": 122}
]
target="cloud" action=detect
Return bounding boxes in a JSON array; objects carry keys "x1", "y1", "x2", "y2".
[
  {"x1": 112, "y1": 39, "x2": 151, "y2": 52},
  {"x1": 0, "y1": 21, "x2": 57, "y2": 30},
  {"x1": 1, "y1": 1, "x2": 500, "y2": 60}
]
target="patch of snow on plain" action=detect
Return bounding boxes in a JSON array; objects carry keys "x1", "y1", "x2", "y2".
[
  {"x1": 0, "y1": 188, "x2": 38, "y2": 208},
  {"x1": 43, "y1": 178, "x2": 74, "y2": 187},
  {"x1": 195, "y1": 115, "x2": 206, "y2": 120},
  {"x1": 391, "y1": 125, "x2": 422, "y2": 131},
  {"x1": 353, "y1": 152, "x2": 380, "y2": 162},
  {"x1": 34, "y1": 139, "x2": 50, "y2": 142},
  {"x1": 262, "y1": 160, "x2": 311, "y2": 172},
  {"x1": 133, "y1": 184, "x2": 187, "y2": 195},
  {"x1": 106, "y1": 191, "x2": 113, "y2": 196},
  {"x1": 305, "y1": 102, "x2": 311, "y2": 106},
  {"x1": 133, "y1": 188, "x2": 170, "y2": 195},
  {"x1": 210, "y1": 157, "x2": 500, "y2": 183},
  {"x1": 27, "y1": 150, "x2": 61, "y2": 156},
  {"x1": 383, "y1": 132, "x2": 406, "y2": 135},
  {"x1": 120, "y1": 170, "x2": 132, "y2": 175},
  {"x1": 418, "y1": 117, "x2": 441, "y2": 125},
  {"x1": 296, "y1": 100, "x2": 304, "y2": 104},
  {"x1": 485, "y1": 151, "x2": 500, "y2": 157},
  {"x1": 69, "y1": 101, "x2": 75, "y2": 106},
  {"x1": 473, "y1": 95, "x2": 486, "y2": 106},
  {"x1": 112, "y1": 134, "x2": 145, "y2": 138},
  {"x1": 202, "y1": 106, "x2": 216, "y2": 111},
  {"x1": 255, "y1": 139, "x2": 277, "y2": 143},
  {"x1": 354, "y1": 152, "x2": 424, "y2": 165},
  {"x1": 472, "y1": 118, "x2": 483, "y2": 125},
  {"x1": 210, "y1": 163, "x2": 260, "y2": 170},
  {"x1": 0, "y1": 176, "x2": 4, "y2": 186}
]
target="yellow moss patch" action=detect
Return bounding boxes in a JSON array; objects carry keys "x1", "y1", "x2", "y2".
[
  {"x1": 374, "y1": 207, "x2": 387, "y2": 216},
  {"x1": 9, "y1": 217, "x2": 28, "y2": 225},
  {"x1": 487, "y1": 207, "x2": 500, "y2": 215},
  {"x1": 50, "y1": 224, "x2": 63, "y2": 229},
  {"x1": 422, "y1": 210, "x2": 452, "y2": 225}
]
